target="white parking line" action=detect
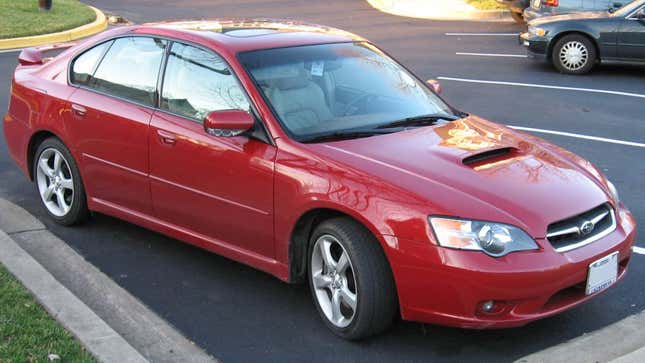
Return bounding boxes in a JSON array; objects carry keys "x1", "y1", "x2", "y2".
[
  {"x1": 508, "y1": 126, "x2": 645, "y2": 148},
  {"x1": 0, "y1": 48, "x2": 23, "y2": 54},
  {"x1": 633, "y1": 247, "x2": 645, "y2": 255},
  {"x1": 445, "y1": 33, "x2": 519, "y2": 36},
  {"x1": 438, "y1": 77, "x2": 645, "y2": 99},
  {"x1": 456, "y1": 52, "x2": 527, "y2": 58}
]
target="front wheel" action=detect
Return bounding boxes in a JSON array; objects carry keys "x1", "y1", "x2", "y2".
[
  {"x1": 308, "y1": 218, "x2": 397, "y2": 340},
  {"x1": 33, "y1": 137, "x2": 89, "y2": 225},
  {"x1": 551, "y1": 34, "x2": 597, "y2": 75}
]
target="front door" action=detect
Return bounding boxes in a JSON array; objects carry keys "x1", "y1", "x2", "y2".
[
  {"x1": 617, "y1": 10, "x2": 645, "y2": 59},
  {"x1": 149, "y1": 42, "x2": 276, "y2": 257},
  {"x1": 67, "y1": 36, "x2": 168, "y2": 214}
]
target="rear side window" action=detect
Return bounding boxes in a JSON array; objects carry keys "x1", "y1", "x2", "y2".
[
  {"x1": 90, "y1": 37, "x2": 167, "y2": 106},
  {"x1": 70, "y1": 41, "x2": 112, "y2": 85},
  {"x1": 160, "y1": 42, "x2": 250, "y2": 121}
]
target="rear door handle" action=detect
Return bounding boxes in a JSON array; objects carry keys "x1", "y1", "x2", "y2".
[
  {"x1": 157, "y1": 130, "x2": 176, "y2": 145},
  {"x1": 71, "y1": 104, "x2": 87, "y2": 117}
]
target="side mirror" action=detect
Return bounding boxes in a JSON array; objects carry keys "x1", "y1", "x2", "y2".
[
  {"x1": 204, "y1": 110, "x2": 254, "y2": 137},
  {"x1": 612, "y1": 2, "x2": 623, "y2": 9},
  {"x1": 426, "y1": 79, "x2": 442, "y2": 95}
]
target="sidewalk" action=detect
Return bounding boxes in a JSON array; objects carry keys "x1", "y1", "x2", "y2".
[
  {"x1": 0, "y1": 198, "x2": 215, "y2": 363},
  {"x1": 366, "y1": 0, "x2": 511, "y2": 21}
]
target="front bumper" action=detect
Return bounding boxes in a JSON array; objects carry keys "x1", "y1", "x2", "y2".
[
  {"x1": 388, "y1": 206, "x2": 637, "y2": 329},
  {"x1": 520, "y1": 32, "x2": 550, "y2": 61}
]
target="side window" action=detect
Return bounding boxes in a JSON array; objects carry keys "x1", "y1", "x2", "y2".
[
  {"x1": 161, "y1": 42, "x2": 250, "y2": 121},
  {"x1": 70, "y1": 40, "x2": 112, "y2": 86},
  {"x1": 91, "y1": 37, "x2": 167, "y2": 106}
]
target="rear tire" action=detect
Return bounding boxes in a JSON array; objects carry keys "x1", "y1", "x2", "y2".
[
  {"x1": 308, "y1": 217, "x2": 397, "y2": 340},
  {"x1": 551, "y1": 34, "x2": 597, "y2": 75},
  {"x1": 33, "y1": 137, "x2": 89, "y2": 225}
]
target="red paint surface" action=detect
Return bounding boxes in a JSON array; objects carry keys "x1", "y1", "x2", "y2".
[{"x1": 3, "y1": 20, "x2": 636, "y2": 328}]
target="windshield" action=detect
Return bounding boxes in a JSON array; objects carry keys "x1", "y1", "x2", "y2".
[
  {"x1": 611, "y1": 0, "x2": 644, "y2": 16},
  {"x1": 238, "y1": 42, "x2": 457, "y2": 141}
]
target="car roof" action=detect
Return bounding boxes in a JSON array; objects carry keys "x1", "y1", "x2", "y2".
[{"x1": 129, "y1": 19, "x2": 364, "y2": 53}]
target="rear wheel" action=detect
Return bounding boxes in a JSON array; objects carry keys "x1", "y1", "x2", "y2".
[
  {"x1": 552, "y1": 34, "x2": 597, "y2": 75},
  {"x1": 33, "y1": 137, "x2": 89, "y2": 225},
  {"x1": 308, "y1": 217, "x2": 397, "y2": 340}
]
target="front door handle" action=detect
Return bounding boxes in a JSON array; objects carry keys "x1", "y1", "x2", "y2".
[
  {"x1": 71, "y1": 104, "x2": 86, "y2": 117},
  {"x1": 157, "y1": 130, "x2": 176, "y2": 145}
]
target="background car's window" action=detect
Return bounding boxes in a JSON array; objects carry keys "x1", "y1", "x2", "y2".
[
  {"x1": 161, "y1": 42, "x2": 250, "y2": 121},
  {"x1": 90, "y1": 37, "x2": 167, "y2": 106},
  {"x1": 70, "y1": 40, "x2": 112, "y2": 86}
]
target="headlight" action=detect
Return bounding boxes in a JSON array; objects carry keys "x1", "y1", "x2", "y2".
[
  {"x1": 429, "y1": 217, "x2": 538, "y2": 257},
  {"x1": 606, "y1": 180, "x2": 620, "y2": 203},
  {"x1": 528, "y1": 26, "x2": 547, "y2": 37}
]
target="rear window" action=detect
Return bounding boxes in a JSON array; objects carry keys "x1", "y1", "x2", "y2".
[
  {"x1": 88, "y1": 37, "x2": 167, "y2": 106},
  {"x1": 70, "y1": 41, "x2": 112, "y2": 86}
]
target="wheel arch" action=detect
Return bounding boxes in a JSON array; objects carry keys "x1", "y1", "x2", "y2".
[
  {"x1": 548, "y1": 30, "x2": 601, "y2": 62},
  {"x1": 288, "y1": 207, "x2": 389, "y2": 284},
  {"x1": 27, "y1": 129, "x2": 60, "y2": 180}
]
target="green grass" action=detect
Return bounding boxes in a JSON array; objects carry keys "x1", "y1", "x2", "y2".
[
  {"x1": 0, "y1": 0, "x2": 96, "y2": 39},
  {"x1": 0, "y1": 264, "x2": 95, "y2": 362},
  {"x1": 465, "y1": 0, "x2": 507, "y2": 10}
]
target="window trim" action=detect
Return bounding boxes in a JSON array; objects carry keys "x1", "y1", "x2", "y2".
[{"x1": 66, "y1": 33, "x2": 274, "y2": 146}]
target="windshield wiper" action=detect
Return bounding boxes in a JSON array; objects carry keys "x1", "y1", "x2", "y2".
[
  {"x1": 376, "y1": 114, "x2": 460, "y2": 129},
  {"x1": 300, "y1": 129, "x2": 393, "y2": 143}
]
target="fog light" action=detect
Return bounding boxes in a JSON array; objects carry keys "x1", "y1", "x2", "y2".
[{"x1": 481, "y1": 300, "x2": 495, "y2": 312}]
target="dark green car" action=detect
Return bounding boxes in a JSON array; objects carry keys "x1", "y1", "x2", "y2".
[{"x1": 522, "y1": 0, "x2": 645, "y2": 74}]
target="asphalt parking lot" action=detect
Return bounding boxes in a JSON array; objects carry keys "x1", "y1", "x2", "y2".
[{"x1": 1, "y1": 0, "x2": 643, "y2": 361}]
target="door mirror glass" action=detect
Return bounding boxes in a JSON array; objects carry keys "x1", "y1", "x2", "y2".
[
  {"x1": 426, "y1": 79, "x2": 442, "y2": 95},
  {"x1": 204, "y1": 110, "x2": 254, "y2": 137}
]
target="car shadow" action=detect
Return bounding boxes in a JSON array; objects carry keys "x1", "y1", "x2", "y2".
[{"x1": 35, "y1": 210, "x2": 636, "y2": 363}]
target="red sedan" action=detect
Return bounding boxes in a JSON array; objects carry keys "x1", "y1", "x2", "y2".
[{"x1": 3, "y1": 20, "x2": 636, "y2": 339}]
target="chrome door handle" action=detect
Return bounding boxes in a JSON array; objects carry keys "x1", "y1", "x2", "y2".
[{"x1": 71, "y1": 104, "x2": 87, "y2": 117}]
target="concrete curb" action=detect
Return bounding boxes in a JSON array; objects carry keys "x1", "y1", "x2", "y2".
[
  {"x1": 0, "y1": 225, "x2": 146, "y2": 362},
  {"x1": 0, "y1": 198, "x2": 216, "y2": 363},
  {"x1": 516, "y1": 309, "x2": 645, "y2": 363},
  {"x1": 366, "y1": 0, "x2": 512, "y2": 21},
  {"x1": 0, "y1": 6, "x2": 108, "y2": 50}
]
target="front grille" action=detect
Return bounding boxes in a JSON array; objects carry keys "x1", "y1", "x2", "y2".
[{"x1": 546, "y1": 203, "x2": 616, "y2": 252}]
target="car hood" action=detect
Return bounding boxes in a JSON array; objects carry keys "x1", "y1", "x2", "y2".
[
  {"x1": 307, "y1": 116, "x2": 610, "y2": 237},
  {"x1": 529, "y1": 11, "x2": 609, "y2": 26}
]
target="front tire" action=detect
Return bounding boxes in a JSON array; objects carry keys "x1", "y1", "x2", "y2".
[
  {"x1": 308, "y1": 217, "x2": 397, "y2": 340},
  {"x1": 551, "y1": 34, "x2": 597, "y2": 75},
  {"x1": 33, "y1": 137, "x2": 89, "y2": 225}
]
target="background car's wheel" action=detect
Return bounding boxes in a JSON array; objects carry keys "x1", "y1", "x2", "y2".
[
  {"x1": 551, "y1": 34, "x2": 597, "y2": 75},
  {"x1": 33, "y1": 137, "x2": 89, "y2": 225},
  {"x1": 308, "y1": 217, "x2": 397, "y2": 340},
  {"x1": 510, "y1": 11, "x2": 525, "y2": 25}
]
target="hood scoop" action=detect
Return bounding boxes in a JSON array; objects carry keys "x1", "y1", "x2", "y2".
[{"x1": 462, "y1": 147, "x2": 517, "y2": 166}]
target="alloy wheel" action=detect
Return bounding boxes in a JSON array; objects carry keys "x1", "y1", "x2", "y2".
[
  {"x1": 36, "y1": 148, "x2": 75, "y2": 217},
  {"x1": 310, "y1": 234, "x2": 358, "y2": 328}
]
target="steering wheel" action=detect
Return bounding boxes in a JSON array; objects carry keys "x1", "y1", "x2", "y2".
[{"x1": 343, "y1": 93, "x2": 375, "y2": 116}]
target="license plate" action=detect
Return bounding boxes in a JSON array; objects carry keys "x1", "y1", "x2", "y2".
[
  {"x1": 586, "y1": 252, "x2": 619, "y2": 295},
  {"x1": 532, "y1": 0, "x2": 541, "y2": 9}
]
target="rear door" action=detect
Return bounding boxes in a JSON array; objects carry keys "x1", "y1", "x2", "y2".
[{"x1": 67, "y1": 36, "x2": 167, "y2": 214}]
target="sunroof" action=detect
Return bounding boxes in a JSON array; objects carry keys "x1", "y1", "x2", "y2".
[{"x1": 222, "y1": 28, "x2": 281, "y2": 38}]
